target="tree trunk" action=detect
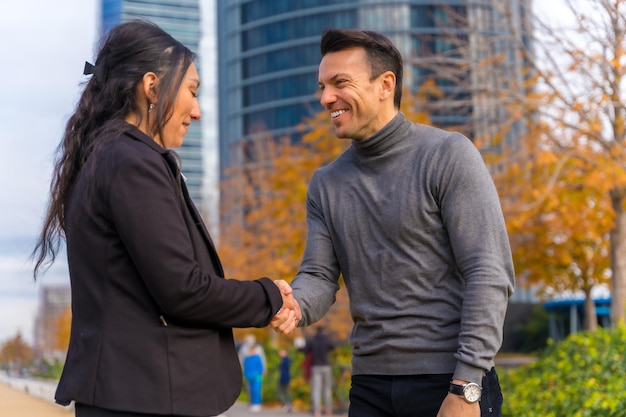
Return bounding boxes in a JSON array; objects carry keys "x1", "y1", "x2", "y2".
[
  {"x1": 583, "y1": 287, "x2": 598, "y2": 331},
  {"x1": 610, "y1": 189, "x2": 626, "y2": 325}
]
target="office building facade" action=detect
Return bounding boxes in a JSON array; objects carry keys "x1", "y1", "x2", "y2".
[
  {"x1": 217, "y1": 0, "x2": 531, "y2": 179},
  {"x1": 101, "y1": 0, "x2": 206, "y2": 209},
  {"x1": 33, "y1": 285, "x2": 71, "y2": 360}
]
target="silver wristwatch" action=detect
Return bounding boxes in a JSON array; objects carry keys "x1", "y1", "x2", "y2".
[{"x1": 449, "y1": 382, "x2": 482, "y2": 403}]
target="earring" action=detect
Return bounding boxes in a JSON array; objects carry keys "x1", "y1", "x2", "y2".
[{"x1": 148, "y1": 103, "x2": 155, "y2": 113}]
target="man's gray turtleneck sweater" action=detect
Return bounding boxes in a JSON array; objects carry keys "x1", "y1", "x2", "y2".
[{"x1": 291, "y1": 113, "x2": 515, "y2": 384}]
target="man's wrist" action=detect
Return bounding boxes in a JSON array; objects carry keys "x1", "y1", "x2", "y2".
[{"x1": 449, "y1": 380, "x2": 482, "y2": 403}]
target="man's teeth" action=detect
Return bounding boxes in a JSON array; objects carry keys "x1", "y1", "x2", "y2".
[{"x1": 331, "y1": 110, "x2": 347, "y2": 118}]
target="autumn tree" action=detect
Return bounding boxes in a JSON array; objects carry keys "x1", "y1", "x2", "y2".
[
  {"x1": 499, "y1": 0, "x2": 626, "y2": 324},
  {"x1": 498, "y1": 146, "x2": 612, "y2": 329},
  {"x1": 411, "y1": 1, "x2": 626, "y2": 327},
  {"x1": 0, "y1": 331, "x2": 33, "y2": 372}
]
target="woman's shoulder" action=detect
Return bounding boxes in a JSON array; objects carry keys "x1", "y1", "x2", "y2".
[{"x1": 96, "y1": 123, "x2": 165, "y2": 163}]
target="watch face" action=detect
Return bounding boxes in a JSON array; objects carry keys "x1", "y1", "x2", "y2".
[{"x1": 463, "y1": 383, "x2": 482, "y2": 403}]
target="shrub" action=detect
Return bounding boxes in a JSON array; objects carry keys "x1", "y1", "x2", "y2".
[{"x1": 500, "y1": 324, "x2": 626, "y2": 416}]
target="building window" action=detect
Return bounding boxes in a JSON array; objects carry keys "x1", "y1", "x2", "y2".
[
  {"x1": 244, "y1": 73, "x2": 318, "y2": 106},
  {"x1": 243, "y1": 101, "x2": 319, "y2": 134},
  {"x1": 242, "y1": 44, "x2": 319, "y2": 78},
  {"x1": 242, "y1": 12, "x2": 357, "y2": 51}
]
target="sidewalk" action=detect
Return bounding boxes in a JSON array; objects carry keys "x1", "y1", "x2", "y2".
[
  {"x1": 222, "y1": 402, "x2": 324, "y2": 417},
  {"x1": 0, "y1": 379, "x2": 72, "y2": 416},
  {"x1": 0, "y1": 375, "x2": 340, "y2": 417}
]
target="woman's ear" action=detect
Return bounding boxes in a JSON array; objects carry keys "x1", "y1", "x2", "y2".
[{"x1": 142, "y1": 72, "x2": 159, "y2": 103}]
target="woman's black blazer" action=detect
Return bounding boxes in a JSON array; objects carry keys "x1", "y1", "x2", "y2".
[{"x1": 55, "y1": 121, "x2": 283, "y2": 416}]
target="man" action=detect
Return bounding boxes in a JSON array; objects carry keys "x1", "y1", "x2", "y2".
[
  {"x1": 277, "y1": 348, "x2": 293, "y2": 413},
  {"x1": 273, "y1": 29, "x2": 514, "y2": 417},
  {"x1": 304, "y1": 327, "x2": 335, "y2": 416}
]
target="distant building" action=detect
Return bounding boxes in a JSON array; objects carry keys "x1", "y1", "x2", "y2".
[
  {"x1": 544, "y1": 297, "x2": 612, "y2": 342},
  {"x1": 216, "y1": 0, "x2": 532, "y2": 182},
  {"x1": 33, "y1": 285, "x2": 71, "y2": 361},
  {"x1": 100, "y1": 0, "x2": 207, "y2": 213}
]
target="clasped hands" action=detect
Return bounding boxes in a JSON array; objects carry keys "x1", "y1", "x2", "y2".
[{"x1": 271, "y1": 280, "x2": 301, "y2": 334}]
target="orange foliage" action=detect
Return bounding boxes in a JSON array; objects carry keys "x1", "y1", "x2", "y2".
[
  {"x1": 492, "y1": 113, "x2": 614, "y2": 329},
  {"x1": 0, "y1": 331, "x2": 33, "y2": 368},
  {"x1": 54, "y1": 305, "x2": 72, "y2": 351},
  {"x1": 462, "y1": 0, "x2": 626, "y2": 326}
]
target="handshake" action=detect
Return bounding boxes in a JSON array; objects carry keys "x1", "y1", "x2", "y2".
[{"x1": 271, "y1": 280, "x2": 302, "y2": 334}]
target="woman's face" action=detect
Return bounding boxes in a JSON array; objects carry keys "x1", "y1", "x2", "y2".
[{"x1": 161, "y1": 62, "x2": 201, "y2": 149}]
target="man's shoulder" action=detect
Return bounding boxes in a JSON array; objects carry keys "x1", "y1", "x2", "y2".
[
  {"x1": 405, "y1": 122, "x2": 477, "y2": 162},
  {"x1": 408, "y1": 121, "x2": 468, "y2": 143},
  {"x1": 310, "y1": 147, "x2": 354, "y2": 182}
]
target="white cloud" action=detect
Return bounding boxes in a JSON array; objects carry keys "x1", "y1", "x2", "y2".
[{"x1": 0, "y1": 297, "x2": 39, "y2": 344}]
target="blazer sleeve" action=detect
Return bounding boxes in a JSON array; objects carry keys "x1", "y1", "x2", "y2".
[{"x1": 107, "y1": 153, "x2": 282, "y2": 328}]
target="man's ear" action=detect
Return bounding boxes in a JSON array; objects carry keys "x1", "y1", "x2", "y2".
[
  {"x1": 142, "y1": 72, "x2": 159, "y2": 103},
  {"x1": 379, "y1": 70, "x2": 396, "y2": 102}
]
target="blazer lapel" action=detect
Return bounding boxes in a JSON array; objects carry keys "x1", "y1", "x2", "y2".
[
  {"x1": 180, "y1": 176, "x2": 225, "y2": 277},
  {"x1": 163, "y1": 152, "x2": 225, "y2": 277}
]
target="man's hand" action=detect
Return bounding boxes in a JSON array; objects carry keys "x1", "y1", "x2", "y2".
[{"x1": 271, "y1": 280, "x2": 302, "y2": 334}]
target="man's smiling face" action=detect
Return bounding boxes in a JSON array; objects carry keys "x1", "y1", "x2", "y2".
[{"x1": 318, "y1": 47, "x2": 390, "y2": 140}]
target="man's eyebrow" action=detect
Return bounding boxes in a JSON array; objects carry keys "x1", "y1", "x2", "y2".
[
  {"x1": 319, "y1": 73, "x2": 350, "y2": 85},
  {"x1": 329, "y1": 73, "x2": 350, "y2": 81}
]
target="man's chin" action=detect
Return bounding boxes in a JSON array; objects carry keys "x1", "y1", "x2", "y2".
[{"x1": 333, "y1": 127, "x2": 349, "y2": 139}]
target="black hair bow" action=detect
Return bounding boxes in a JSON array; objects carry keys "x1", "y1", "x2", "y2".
[{"x1": 83, "y1": 61, "x2": 106, "y2": 81}]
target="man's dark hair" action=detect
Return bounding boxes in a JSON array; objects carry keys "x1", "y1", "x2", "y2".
[{"x1": 320, "y1": 29, "x2": 403, "y2": 109}]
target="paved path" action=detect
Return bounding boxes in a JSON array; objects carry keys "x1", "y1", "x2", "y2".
[
  {"x1": 0, "y1": 379, "x2": 73, "y2": 416},
  {"x1": 0, "y1": 375, "x2": 340, "y2": 417}
]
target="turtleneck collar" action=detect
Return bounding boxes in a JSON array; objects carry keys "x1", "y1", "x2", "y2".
[{"x1": 351, "y1": 112, "x2": 408, "y2": 158}]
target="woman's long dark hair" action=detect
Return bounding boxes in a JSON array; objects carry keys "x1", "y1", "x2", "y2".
[{"x1": 32, "y1": 20, "x2": 195, "y2": 279}]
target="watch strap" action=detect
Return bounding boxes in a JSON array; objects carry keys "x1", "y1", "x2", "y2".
[{"x1": 449, "y1": 383, "x2": 465, "y2": 396}]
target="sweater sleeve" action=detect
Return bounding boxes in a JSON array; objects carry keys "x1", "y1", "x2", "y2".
[
  {"x1": 291, "y1": 173, "x2": 341, "y2": 326},
  {"x1": 435, "y1": 134, "x2": 515, "y2": 384}
]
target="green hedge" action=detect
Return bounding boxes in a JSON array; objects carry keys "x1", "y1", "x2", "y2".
[{"x1": 501, "y1": 324, "x2": 626, "y2": 416}]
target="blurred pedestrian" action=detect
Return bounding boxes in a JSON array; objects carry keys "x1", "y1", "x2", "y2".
[
  {"x1": 277, "y1": 348, "x2": 293, "y2": 413},
  {"x1": 243, "y1": 344, "x2": 265, "y2": 413},
  {"x1": 239, "y1": 334, "x2": 267, "y2": 408},
  {"x1": 305, "y1": 327, "x2": 335, "y2": 416},
  {"x1": 239, "y1": 334, "x2": 267, "y2": 369}
]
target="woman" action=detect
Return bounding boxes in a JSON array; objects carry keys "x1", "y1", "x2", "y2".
[{"x1": 32, "y1": 20, "x2": 298, "y2": 417}]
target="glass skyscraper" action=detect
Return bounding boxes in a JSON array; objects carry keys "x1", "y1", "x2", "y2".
[
  {"x1": 216, "y1": 0, "x2": 531, "y2": 179},
  {"x1": 101, "y1": 0, "x2": 205, "y2": 209}
]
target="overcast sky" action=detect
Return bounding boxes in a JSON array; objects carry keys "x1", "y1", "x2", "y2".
[
  {"x1": 0, "y1": 0, "x2": 578, "y2": 344},
  {"x1": 0, "y1": 1, "x2": 96, "y2": 344}
]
